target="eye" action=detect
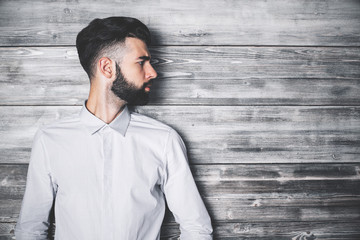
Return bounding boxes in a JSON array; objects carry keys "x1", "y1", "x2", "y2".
[{"x1": 138, "y1": 61, "x2": 145, "y2": 66}]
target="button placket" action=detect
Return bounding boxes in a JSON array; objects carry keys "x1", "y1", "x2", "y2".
[{"x1": 101, "y1": 126, "x2": 114, "y2": 240}]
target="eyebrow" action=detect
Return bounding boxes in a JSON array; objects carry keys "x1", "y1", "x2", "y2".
[{"x1": 138, "y1": 56, "x2": 151, "y2": 61}]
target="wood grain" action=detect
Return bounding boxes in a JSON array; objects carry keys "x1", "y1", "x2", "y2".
[
  {"x1": 1, "y1": 0, "x2": 360, "y2": 46},
  {"x1": 1, "y1": 46, "x2": 359, "y2": 106},
  {"x1": 210, "y1": 221, "x2": 360, "y2": 239},
  {"x1": 1, "y1": 106, "x2": 359, "y2": 164}
]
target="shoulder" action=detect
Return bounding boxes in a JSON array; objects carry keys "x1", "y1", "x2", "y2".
[
  {"x1": 129, "y1": 111, "x2": 184, "y2": 144},
  {"x1": 35, "y1": 112, "x2": 82, "y2": 138},
  {"x1": 129, "y1": 111, "x2": 174, "y2": 134},
  {"x1": 130, "y1": 111, "x2": 185, "y2": 140}
]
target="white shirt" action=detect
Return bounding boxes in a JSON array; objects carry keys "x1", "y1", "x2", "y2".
[{"x1": 15, "y1": 101, "x2": 213, "y2": 240}]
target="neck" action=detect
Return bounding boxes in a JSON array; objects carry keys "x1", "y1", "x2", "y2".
[{"x1": 86, "y1": 81, "x2": 127, "y2": 124}]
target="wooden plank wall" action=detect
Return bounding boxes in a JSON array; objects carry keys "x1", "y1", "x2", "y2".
[{"x1": 1, "y1": 0, "x2": 360, "y2": 239}]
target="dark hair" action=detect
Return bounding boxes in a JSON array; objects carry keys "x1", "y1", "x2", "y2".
[{"x1": 76, "y1": 17, "x2": 151, "y2": 79}]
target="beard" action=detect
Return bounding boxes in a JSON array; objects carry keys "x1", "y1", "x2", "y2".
[{"x1": 111, "y1": 62, "x2": 151, "y2": 106}]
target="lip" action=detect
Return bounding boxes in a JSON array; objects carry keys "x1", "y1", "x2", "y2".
[{"x1": 144, "y1": 85, "x2": 151, "y2": 92}]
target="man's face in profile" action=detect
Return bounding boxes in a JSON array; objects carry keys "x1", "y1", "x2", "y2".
[{"x1": 111, "y1": 37, "x2": 157, "y2": 105}]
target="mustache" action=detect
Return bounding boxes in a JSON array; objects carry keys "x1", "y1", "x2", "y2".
[{"x1": 142, "y1": 80, "x2": 153, "y2": 89}]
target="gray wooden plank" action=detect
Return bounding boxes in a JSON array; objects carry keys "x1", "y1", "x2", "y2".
[
  {"x1": 195, "y1": 180, "x2": 360, "y2": 198},
  {"x1": 1, "y1": 0, "x2": 360, "y2": 46},
  {"x1": 211, "y1": 221, "x2": 360, "y2": 239},
  {"x1": 0, "y1": 106, "x2": 359, "y2": 164},
  {"x1": 1, "y1": 46, "x2": 359, "y2": 106}
]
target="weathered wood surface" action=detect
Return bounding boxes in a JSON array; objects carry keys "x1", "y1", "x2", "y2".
[
  {"x1": 1, "y1": 0, "x2": 360, "y2": 46},
  {"x1": 209, "y1": 221, "x2": 360, "y2": 239},
  {"x1": 1, "y1": 0, "x2": 360, "y2": 239},
  {"x1": 0, "y1": 106, "x2": 359, "y2": 164},
  {"x1": 1, "y1": 46, "x2": 359, "y2": 106},
  {"x1": 1, "y1": 164, "x2": 359, "y2": 239}
]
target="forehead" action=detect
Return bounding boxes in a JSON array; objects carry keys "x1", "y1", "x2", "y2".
[{"x1": 124, "y1": 37, "x2": 150, "y2": 58}]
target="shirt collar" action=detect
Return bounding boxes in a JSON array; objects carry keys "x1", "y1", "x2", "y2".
[{"x1": 79, "y1": 100, "x2": 131, "y2": 136}]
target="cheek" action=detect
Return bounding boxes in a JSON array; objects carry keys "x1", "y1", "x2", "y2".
[{"x1": 125, "y1": 69, "x2": 145, "y2": 86}]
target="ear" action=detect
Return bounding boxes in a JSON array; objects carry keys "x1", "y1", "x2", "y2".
[{"x1": 98, "y1": 57, "x2": 116, "y2": 79}]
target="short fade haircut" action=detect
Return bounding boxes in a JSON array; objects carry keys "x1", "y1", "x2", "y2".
[{"x1": 76, "y1": 17, "x2": 151, "y2": 79}]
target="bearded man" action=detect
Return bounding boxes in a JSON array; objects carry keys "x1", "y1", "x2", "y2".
[{"x1": 15, "y1": 17, "x2": 213, "y2": 240}]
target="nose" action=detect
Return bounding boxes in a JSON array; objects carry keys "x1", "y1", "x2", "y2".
[{"x1": 146, "y1": 63, "x2": 157, "y2": 80}]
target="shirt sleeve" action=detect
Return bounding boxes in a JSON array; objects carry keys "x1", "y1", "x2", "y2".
[
  {"x1": 15, "y1": 129, "x2": 57, "y2": 240},
  {"x1": 162, "y1": 129, "x2": 213, "y2": 239}
]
